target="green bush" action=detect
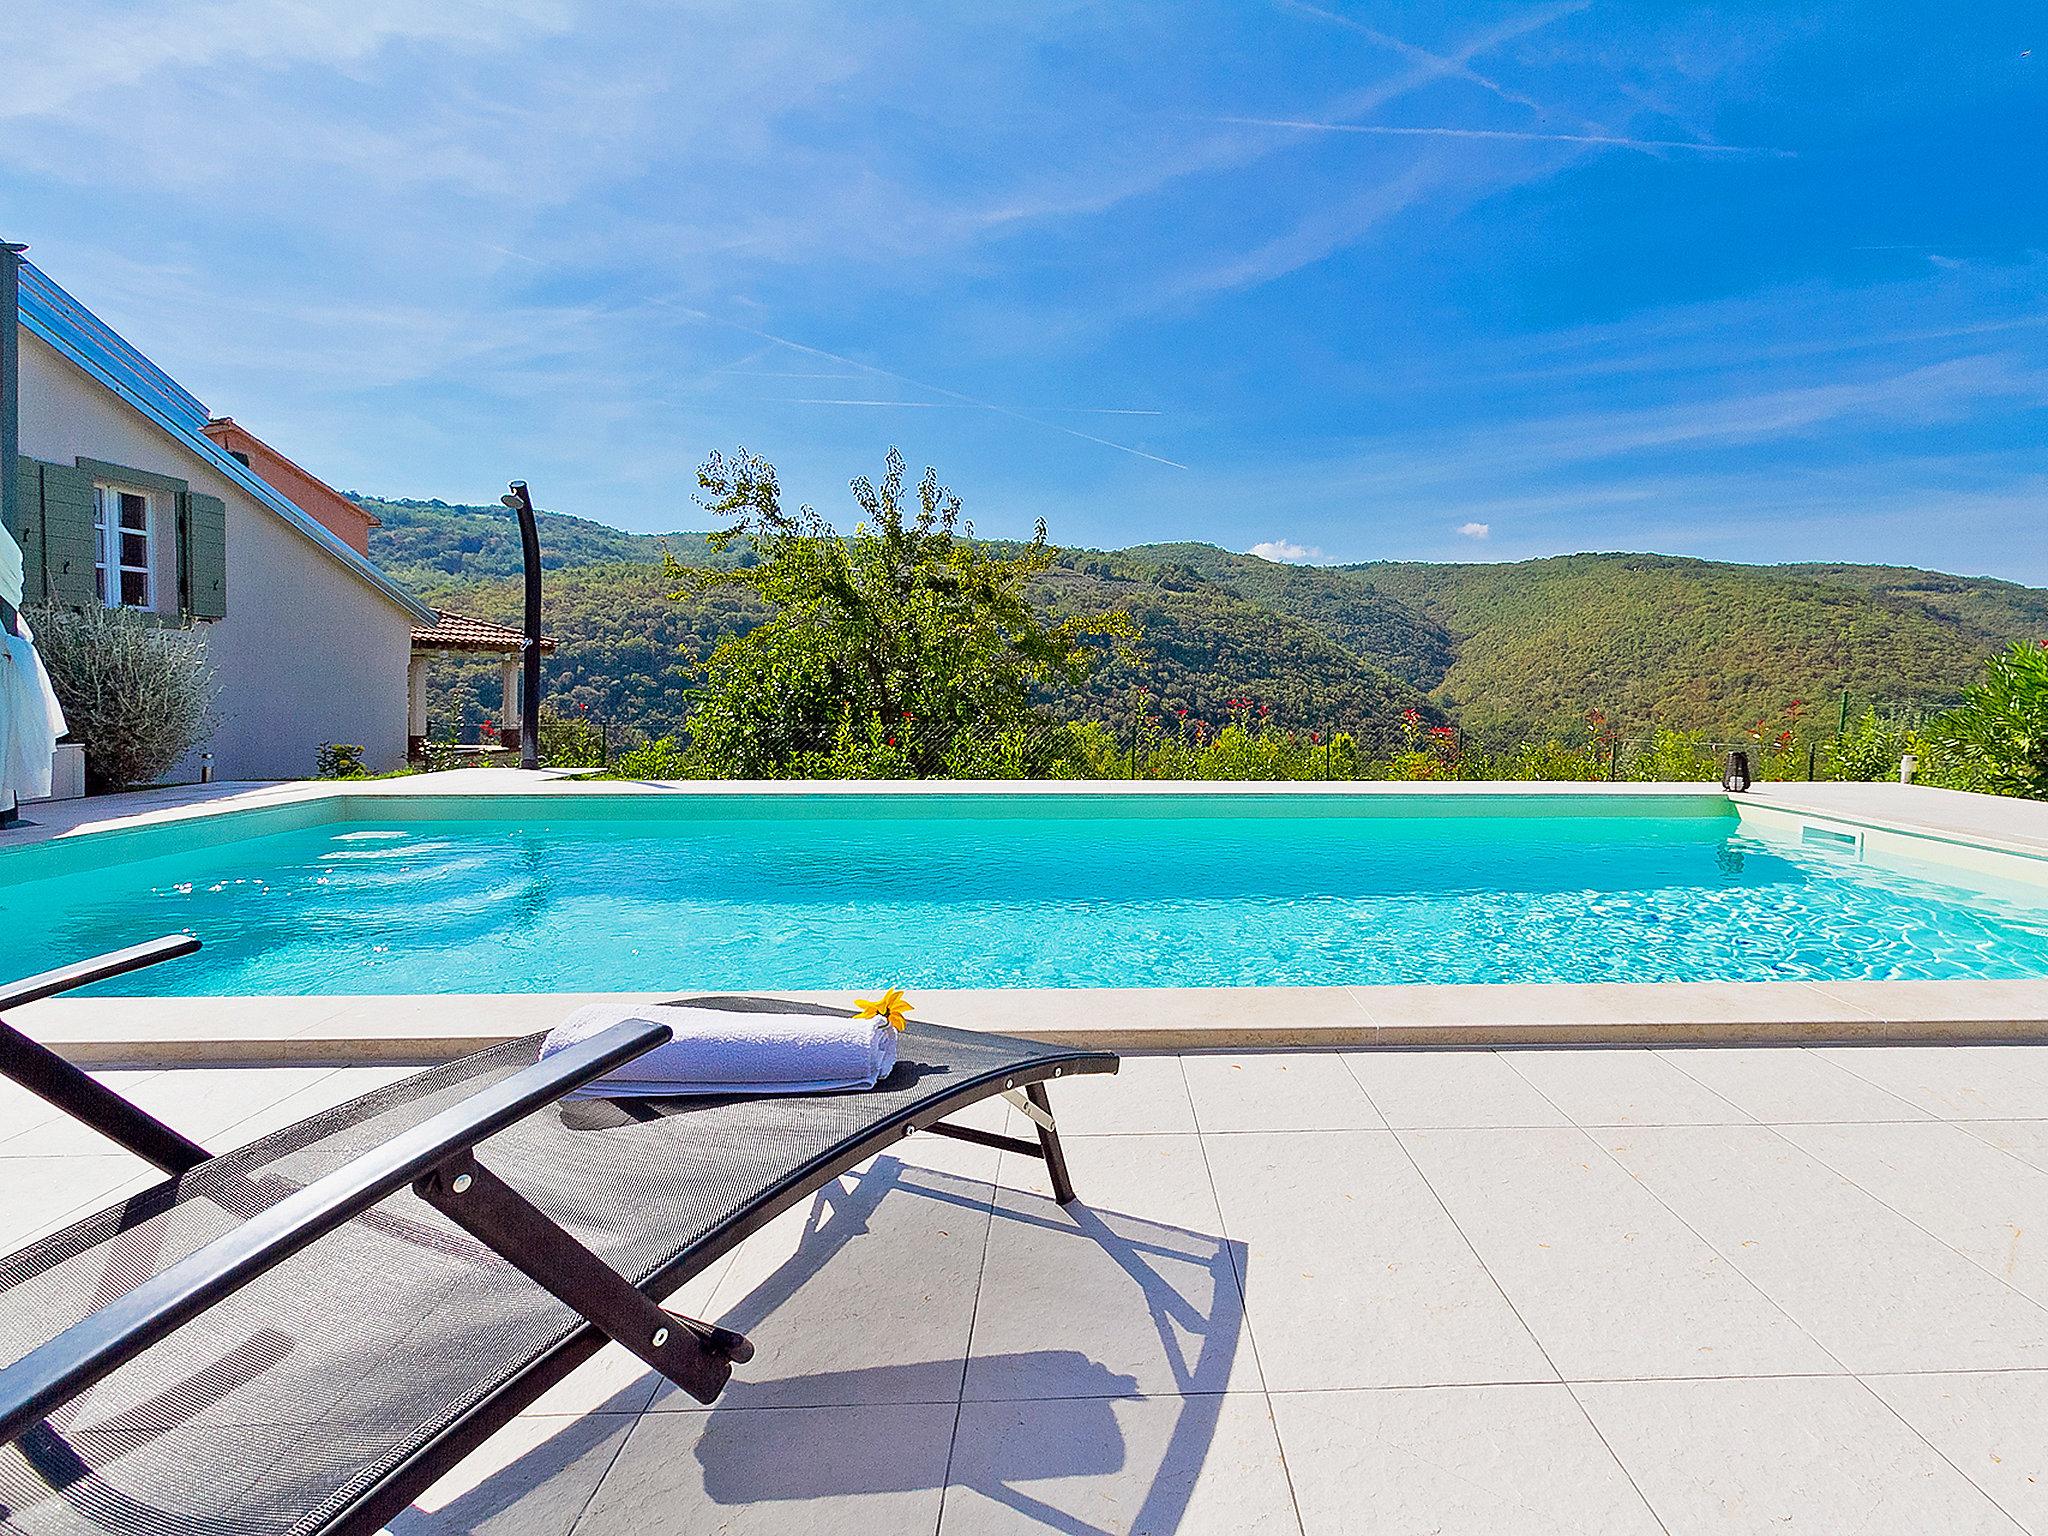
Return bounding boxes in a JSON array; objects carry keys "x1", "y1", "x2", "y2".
[
  {"x1": 28, "y1": 604, "x2": 216, "y2": 790},
  {"x1": 315, "y1": 742, "x2": 368, "y2": 778},
  {"x1": 609, "y1": 735, "x2": 699, "y2": 780},
  {"x1": 1818, "y1": 708, "x2": 1918, "y2": 782},
  {"x1": 537, "y1": 707, "x2": 607, "y2": 769},
  {"x1": 1921, "y1": 641, "x2": 2048, "y2": 798}
]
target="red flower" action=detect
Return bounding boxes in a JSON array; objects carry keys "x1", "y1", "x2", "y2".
[
  {"x1": 1310, "y1": 732, "x2": 1322, "y2": 744},
  {"x1": 887, "y1": 736, "x2": 897, "y2": 746},
  {"x1": 1177, "y1": 708, "x2": 1187, "y2": 718},
  {"x1": 1259, "y1": 703, "x2": 1270, "y2": 715},
  {"x1": 901, "y1": 711, "x2": 913, "y2": 720},
  {"x1": 1401, "y1": 707, "x2": 1422, "y2": 726}
]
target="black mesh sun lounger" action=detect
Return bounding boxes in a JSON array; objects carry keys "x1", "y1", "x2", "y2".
[{"x1": 0, "y1": 937, "x2": 1118, "y2": 1536}]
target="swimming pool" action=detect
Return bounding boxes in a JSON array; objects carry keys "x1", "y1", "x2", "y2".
[{"x1": 5, "y1": 791, "x2": 2048, "y2": 994}]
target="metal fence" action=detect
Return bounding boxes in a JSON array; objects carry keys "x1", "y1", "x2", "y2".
[
  {"x1": 504, "y1": 713, "x2": 1908, "y2": 785},
  {"x1": 411, "y1": 685, "x2": 1917, "y2": 784}
]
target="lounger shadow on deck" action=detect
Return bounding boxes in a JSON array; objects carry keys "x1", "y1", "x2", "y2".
[
  {"x1": 389, "y1": 1157, "x2": 1246, "y2": 1536},
  {"x1": 0, "y1": 938, "x2": 1120, "y2": 1536}
]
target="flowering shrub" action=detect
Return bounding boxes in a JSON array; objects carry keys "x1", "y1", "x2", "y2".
[
  {"x1": 29, "y1": 603, "x2": 217, "y2": 790},
  {"x1": 1921, "y1": 641, "x2": 2048, "y2": 799}
]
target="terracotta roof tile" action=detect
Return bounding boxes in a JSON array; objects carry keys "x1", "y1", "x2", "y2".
[{"x1": 410, "y1": 610, "x2": 557, "y2": 654}]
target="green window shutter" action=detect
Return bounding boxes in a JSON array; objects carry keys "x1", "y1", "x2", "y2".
[
  {"x1": 185, "y1": 492, "x2": 227, "y2": 619},
  {"x1": 174, "y1": 492, "x2": 192, "y2": 615},
  {"x1": 34, "y1": 461, "x2": 97, "y2": 611},
  {"x1": 8, "y1": 459, "x2": 45, "y2": 602}
]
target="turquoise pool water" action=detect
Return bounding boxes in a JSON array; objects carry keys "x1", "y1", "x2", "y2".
[{"x1": 5, "y1": 796, "x2": 2048, "y2": 993}]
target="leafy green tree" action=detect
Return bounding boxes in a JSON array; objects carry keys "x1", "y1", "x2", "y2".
[
  {"x1": 1922, "y1": 641, "x2": 2048, "y2": 798},
  {"x1": 664, "y1": 448, "x2": 1131, "y2": 777}
]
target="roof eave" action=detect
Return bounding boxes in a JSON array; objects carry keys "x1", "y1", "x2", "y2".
[{"x1": 17, "y1": 270, "x2": 436, "y2": 625}]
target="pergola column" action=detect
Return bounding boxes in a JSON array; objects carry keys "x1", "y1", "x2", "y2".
[
  {"x1": 406, "y1": 653, "x2": 429, "y2": 763},
  {"x1": 500, "y1": 656, "x2": 522, "y2": 750}
]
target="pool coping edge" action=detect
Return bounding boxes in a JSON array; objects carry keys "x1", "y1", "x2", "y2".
[{"x1": 20, "y1": 980, "x2": 2048, "y2": 1066}]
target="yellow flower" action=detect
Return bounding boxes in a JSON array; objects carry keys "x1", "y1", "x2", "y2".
[{"x1": 853, "y1": 987, "x2": 913, "y2": 1031}]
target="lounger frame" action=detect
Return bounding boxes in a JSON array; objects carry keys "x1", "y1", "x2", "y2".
[{"x1": 0, "y1": 937, "x2": 1115, "y2": 1536}]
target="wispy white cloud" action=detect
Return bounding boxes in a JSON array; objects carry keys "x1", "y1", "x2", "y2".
[
  {"x1": 0, "y1": 0, "x2": 571, "y2": 121},
  {"x1": 1248, "y1": 539, "x2": 1324, "y2": 562},
  {"x1": 1215, "y1": 117, "x2": 1793, "y2": 157},
  {"x1": 1161, "y1": 161, "x2": 1452, "y2": 300},
  {"x1": 1457, "y1": 521, "x2": 1491, "y2": 539},
  {"x1": 1272, "y1": 0, "x2": 1573, "y2": 121},
  {"x1": 655, "y1": 303, "x2": 1190, "y2": 469},
  {"x1": 744, "y1": 398, "x2": 1161, "y2": 416}
]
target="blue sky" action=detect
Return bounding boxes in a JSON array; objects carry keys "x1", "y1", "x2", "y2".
[{"x1": 3, "y1": 2, "x2": 2044, "y2": 581}]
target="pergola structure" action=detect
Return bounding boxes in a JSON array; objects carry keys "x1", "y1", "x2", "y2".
[{"x1": 407, "y1": 610, "x2": 557, "y2": 761}]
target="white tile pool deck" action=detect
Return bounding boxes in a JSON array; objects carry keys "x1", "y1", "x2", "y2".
[{"x1": 9, "y1": 1046, "x2": 2048, "y2": 1533}]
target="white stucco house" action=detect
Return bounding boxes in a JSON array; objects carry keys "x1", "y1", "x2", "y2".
[{"x1": 2, "y1": 251, "x2": 435, "y2": 781}]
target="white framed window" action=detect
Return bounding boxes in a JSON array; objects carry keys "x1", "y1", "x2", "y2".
[{"x1": 91, "y1": 484, "x2": 154, "y2": 609}]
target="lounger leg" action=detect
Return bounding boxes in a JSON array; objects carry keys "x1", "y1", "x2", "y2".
[
  {"x1": 926, "y1": 1079, "x2": 1083, "y2": 1204},
  {"x1": 1024, "y1": 1082, "x2": 1078, "y2": 1206},
  {"x1": 0, "y1": 1021, "x2": 211, "y2": 1175},
  {"x1": 415, "y1": 1153, "x2": 754, "y2": 1404}
]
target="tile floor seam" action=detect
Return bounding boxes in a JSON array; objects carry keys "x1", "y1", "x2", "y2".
[
  {"x1": 1750, "y1": 1116, "x2": 2048, "y2": 1326},
  {"x1": 1185, "y1": 1124, "x2": 1305, "y2": 1535},
  {"x1": 1177, "y1": 1130, "x2": 1271, "y2": 1398},
  {"x1": 929, "y1": 1142, "x2": 1007, "y2": 1536},
  {"x1": 1379, "y1": 1109, "x2": 1672, "y2": 1533},
  {"x1": 1802, "y1": 1048, "x2": 1974, "y2": 1122},
  {"x1": 1813, "y1": 1046, "x2": 2009, "y2": 1118},
  {"x1": 15, "y1": 1165, "x2": 166, "y2": 1249},
  {"x1": 0, "y1": 1067, "x2": 168, "y2": 1146},
  {"x1": 661, "y1": 1387, "x2": 1294, "y2": 1412},
  {"x1": 1778, "y1": 1041, "x2": 1938, "y2": 1119},
  {"x1": 189, "y1": 1064, "x2": 350, "y2": 1153},
  {"x1": 1254, "y1": 1366, "x2": 2048, "y2": 1392},
  {"x1": 1953, "y1": 1119, "x2": 2048, "y2": 1176},
  {"x1": 1651, "y1": 1039, "x2": 1941, "y2": 1126},
  {"x1": 1497, "y1": 1050, "x2": 1860, "y2": 1380},
  {"x1": 564, "y1": 1410, "x2": 678, "y2": 1536},
  {"x1": 1844, "y1": 1369, "x2": 2035, "y2": 1535}
]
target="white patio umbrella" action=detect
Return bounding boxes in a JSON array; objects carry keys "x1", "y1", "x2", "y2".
[{"x1": 0, "y1": 521, "x2": 66, "y2": 814}]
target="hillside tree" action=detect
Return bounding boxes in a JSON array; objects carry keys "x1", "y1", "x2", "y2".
[{"x1": 665, "y1": 448, "x2": 1132, "y2": 776}]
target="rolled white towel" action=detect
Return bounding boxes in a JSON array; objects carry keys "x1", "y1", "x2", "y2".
[{"x1": 542, "y1": 1001, "x2": 900, "y2": 1098}]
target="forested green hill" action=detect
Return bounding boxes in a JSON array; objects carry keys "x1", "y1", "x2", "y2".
[
  {"x1": 366, "y1": 498, "x2": 2043, "y2": 745},
  {"x1": 1122, "y1": 543, "x2": 1455, "y2": 686},
  {"x1": 357, "y1": 497, "x2": 689, "y2": 584},
  {"x1": 1777, "y1": 564, "x2": 2048, "y2": 648},
  {"x1": 1348, "y1": 553, "x2": 2013, "y2": 740}
]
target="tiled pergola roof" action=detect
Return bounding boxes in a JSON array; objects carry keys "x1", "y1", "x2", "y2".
[{"x1": 409, "y1": 610, "x2": 557, "y2": 655}]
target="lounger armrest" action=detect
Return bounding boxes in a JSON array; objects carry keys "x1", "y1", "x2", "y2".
[
  {"x1": 0, "y1": 937, "x2": 212, "y2": 1175},
  {"x1": 0, "y1": 1017, "x2": 671, "y2": 1448},
  {"x1": 0, "y1": 934, "x2": 201, "y2": 1012}
]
